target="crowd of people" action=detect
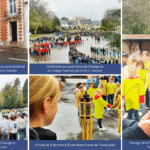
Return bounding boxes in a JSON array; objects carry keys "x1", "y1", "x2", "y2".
[
  {"x1": 30, "y1": 37, "x2": 84, "y2": 57},
  {"x1": 0, "y1": 108, "x2": 28, "y2": 140},
  {"x1": 122, "y1": 47, "x2": 150, "y2": 140},
  {"x1": 74, "y1": 76, "x2": 121, "y2": 135},
  {"x1": 69, "y1": 45, "x2": 120, "y2": 64}
]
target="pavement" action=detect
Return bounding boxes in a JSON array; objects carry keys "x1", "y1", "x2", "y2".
[
  {"x1": 45, "y1": 78, "x2": 120, "y2": 140},
  {"x1": 0, "y1": 48, "x2": 28, "y2": 64}
]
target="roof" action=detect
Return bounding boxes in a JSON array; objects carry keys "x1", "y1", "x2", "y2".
[
  {"x1": 91, "y1": 21, "x2": 100, "y2": 25},
  {"x1": 61, "y1": 20, "x2": 68, "y2": 25},
  {"x1": 80, "y1": 19, "x2": 91, "y2": 24},
  {"x1": 68, "y1": 21, "x2": 78, "y2": 25},
  {"x1": 123, "y1": 34, "x2": 150, "y2": 40}
]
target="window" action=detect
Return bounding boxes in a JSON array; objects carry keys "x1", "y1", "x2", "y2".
[{"x1": 9, "y1": 0, "x2": 17, "y2": 16}]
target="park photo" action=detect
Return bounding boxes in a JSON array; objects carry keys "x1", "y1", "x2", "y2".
[
  {"x1": 122, "y1": 0, "x2": 150, "y2": 140},
  {"x1": 29, "y1": 0, "x2": 121, "y2": 64},
  {"x1": 29, "y1": 75, "x2": 121, "y2": 140},
  {"x1": 0, "y1": 76, "x2": 28, "y2": 140}
]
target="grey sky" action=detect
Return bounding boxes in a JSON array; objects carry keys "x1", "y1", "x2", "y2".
[
  {"x1": 46, "y1": 0, "x2": 121, "y2": 21},
  {"x1": 0, "y1": 76, "x2": 28, "y2": 91}
]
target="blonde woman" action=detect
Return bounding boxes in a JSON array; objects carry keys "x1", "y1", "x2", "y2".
[{"x1": 30, "y1": 76, "x2": 61, "y2": 140}]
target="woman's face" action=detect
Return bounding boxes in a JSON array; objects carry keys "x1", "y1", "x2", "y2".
[
  {"x1": 43, "y1": 93, "x2": 60, "y2": 126},
  {"x1": 90, "y1": 83, "x2": 94, "y2": 88}
]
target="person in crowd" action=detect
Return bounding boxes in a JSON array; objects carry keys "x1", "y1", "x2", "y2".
[
  {"x1": 122, "y1": 66, "x2": 145, "y2": 121},
  {"x1": 94, "y1": 89, "x2": 111, "y2": 131},
  {"x1": 111, "y1": 88, "x2": 121, "y2": 135}
]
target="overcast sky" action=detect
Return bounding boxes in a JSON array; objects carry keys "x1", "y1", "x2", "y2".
[
  {"x1": 46, "y1": 0, "x2": 121, "y2": 21},
  {"x1": 0, "y1": 76, "x2": 28, "y2": 91}
]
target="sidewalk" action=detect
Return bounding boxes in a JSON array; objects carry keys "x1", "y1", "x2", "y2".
[{"x1": 0, "y1": 47, "x2": 27, "y2": 55}]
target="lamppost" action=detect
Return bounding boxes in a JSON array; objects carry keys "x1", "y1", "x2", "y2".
[{"x1": 79, "y1": 94, "x2": 93, "y2": 140}]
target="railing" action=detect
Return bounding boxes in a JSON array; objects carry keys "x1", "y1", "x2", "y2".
[{"x1": 4, "y1": 8, "x2": 21, "y2": 18}]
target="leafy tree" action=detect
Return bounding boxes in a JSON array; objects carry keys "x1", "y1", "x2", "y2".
[
  {"x1": 123, "y1": 0, "x2": 150, "y2": 34},
  {"x1": 23, "y1": 79, "x2": 28, "y2": 105}
]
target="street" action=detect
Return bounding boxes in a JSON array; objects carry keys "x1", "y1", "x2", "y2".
[
  {"x1": 0, "y1": 52, "x2": 28, "y2": 64},
  {"x1": 44, "y1": 78, "x2": 120, "y2": 140}
]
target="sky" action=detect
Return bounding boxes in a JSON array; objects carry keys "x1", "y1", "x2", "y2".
[
  {"x1": 45, "y1": 0, "x2": 121, "y2": 21},
  {"x1": 0, "y1": 76, "x2": 28, "y2": 91}
]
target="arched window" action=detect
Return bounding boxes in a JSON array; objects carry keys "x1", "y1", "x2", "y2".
[{"x1": 10, "y1": 0, "x2": 16, "y2": 16}]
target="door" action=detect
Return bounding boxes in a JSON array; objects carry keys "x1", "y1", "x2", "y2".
[{"x1": 12, "y1": 21, "x2": 17, "y2": 41}]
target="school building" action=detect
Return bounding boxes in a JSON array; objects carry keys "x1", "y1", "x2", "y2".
[
  {"x1": 122, "y1": 34, "x2": 150, "y2": 54},
  {"x1": 0, "y1": 0, "x2": 28, "y2": 48}
]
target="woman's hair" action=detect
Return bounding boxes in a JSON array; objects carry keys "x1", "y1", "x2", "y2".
[
  {"x1": 136, "y1": 60, "x2": 145, "y2": 69},
  {"x1": 114, "y1": 87, "x2": 121, "y2": 102},
  {"x1": 29, "y1": 76, "x2": 60, "y2": 119}
]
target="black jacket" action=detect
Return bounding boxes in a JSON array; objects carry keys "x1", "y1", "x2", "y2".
[
  {"x1": 123, "y1": 119, "x2": 150, "y2": 140},
  {"x1": 31, "y1": 127, "x2": 57, "y2": 140}
]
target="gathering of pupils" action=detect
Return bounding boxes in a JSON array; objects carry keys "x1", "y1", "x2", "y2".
[
  {"x1": 0, "y1": 108, "x2": 28, "y2": 140},
  {"x1": 29, "y1": 76, "x2": 121, "y2": 140},
  {"x1": 29, "y1": 35, "x2": 120, "y2": 64},
  {"x1": 69, "y1": 45, "x2": 120, "y2": 64},
  {"x1": 122, "y1": 47, "x2": 150, "y2": 140},
  {"x1": 74, "y1": 76, "x2": 121, "y2": 135}
]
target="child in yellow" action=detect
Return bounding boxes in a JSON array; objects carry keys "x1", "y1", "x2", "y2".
[
  {"x1": 94, "y1": 89, "x2": 111, "y2": 131},
  {"x1": 88, "y1": 82, "x2": 97, "y2": 100},
  {"x1": 111, "y1": 88, "x2": 121, "y2": 135},
  {"x1": 122, "y1": 66, "x2": 145, "y2": 121},
  {"x1": 98, "y1": 76, "x2": 108, "y2": 101},
  {"x1": 77, "y1": 85, "x2": 85, "y2": 117},
  {"x1": 107, "y1": 77, "x2": 117, "y2": 105},
  {"x1": 145, "y1": 73, "x2": 150, "y2": 108},
  {"x1": 136, "y1": 60, "x2": 146, "y2": 116}
]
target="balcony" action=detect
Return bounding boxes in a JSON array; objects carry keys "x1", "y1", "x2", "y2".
[{"x1": 4, "y1": 8, "x2": 21, "y2": 20}]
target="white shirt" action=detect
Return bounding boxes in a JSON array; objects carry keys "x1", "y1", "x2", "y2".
[
  {"x1": 10, "y1": 121, "x2": 18, "y2": 134},
  {"x1": 0, "y1": 120, "x2": 6, "y2": 132},
  {"x1": 17, "y1": 118, "x2": 26, "y2": 129},
  {"x1": 4, "y1": 119, "x2": 10, "y2": 133}
]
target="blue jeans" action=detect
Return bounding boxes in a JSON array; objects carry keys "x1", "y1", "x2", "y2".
[
  {"x1": 19, "y1": 129, "x2": 25, "y2": 140},
  {"x1": 108, "y1": 94, "x2": 114, "y2": 105},
  {"x1": 128, "y1": 109, "x2": 139, "y2": 122}
]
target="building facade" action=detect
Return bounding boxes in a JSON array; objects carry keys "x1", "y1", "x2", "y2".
[
  {"x1": 123, "y1": 34, "x2": 150, "y2": 54},
  {"x1": 0, "y1": 0, "x2": 28, "y2": 48}
]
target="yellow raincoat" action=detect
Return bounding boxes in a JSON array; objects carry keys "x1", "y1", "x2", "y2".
[
  {"x1": 93, "y1": 97, "x2": 108, "y2": 119},
  {"x1": 111, "y1": 95, "x2": 121, "y2": 135},
  {"x1": 107, "y1": 83, "x2": 117, "y2": 95},
  {"x1": 138, "y1": 69, "x2": 146, "y2": 86},
  {"x1": 77, "y1": 91, "x2": 85, "y2": 108},
  {"x1": 98, "y1": 80, "x2": 108, "y2": 96},
  {"x1": 145, "y1": 73, "x2": 150, "y2": 91},
  {"x1": 144, "y1": 61, "x2": 150, "y2": 75},
  {"x1": 122, "y1": 78, "x2": 145, "y2": 111},
  {"x1": 88, "y1": 87, "x2": 97, "y2": 100}
]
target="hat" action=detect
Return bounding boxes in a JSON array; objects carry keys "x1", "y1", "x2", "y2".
[{"x1": 122, "y1": 52, "x2": 128, "y2": 58}]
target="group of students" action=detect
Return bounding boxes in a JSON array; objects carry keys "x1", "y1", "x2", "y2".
[
  {"x1": 74, "y1": 76, "x2": 121, "y2": 135},
  {"x1": 122, "y1": 49, "x2": 150, "y2": 140},
  {"x1": 69, "y1": 45, "x2": 120, "y2": 64},
  {"x1": 0, "y1": 108, "x2": 28, "y2": 140},
  {"x1": 91, "y1": 46, "x2": 121, "y2": 59}
]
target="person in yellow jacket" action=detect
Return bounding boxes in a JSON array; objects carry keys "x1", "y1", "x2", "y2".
[
  {"x1": 136, "y1": 60, "x2": 147, "y2": 116},
  {"x1": 107, "y1": 77, "x2": 117, "y2": 105},
  {"x1": 142, "y1": 51, "x2": 150, "y2": 74},
  {"x1": 77, "y1": 85, "x2": 85, "y2": 117},
  {"x1": 145, "y1": 73, "x2": 150, "y2": 108},
  {"x1": 122, "y1": 66, "x2": 145, "y2": 121},
  {"x1": 111, "y1": 88, "x2": 121, "y2": 135},
  {"x1": 88, "y1": 82, "x2": 97, "y2": 101},
  {"x1": 94, "y1": 89, "x2": 111, "y2": 131},
  {"x1": 98, "y1": 76, "x2": 108, "y2": 101}
]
